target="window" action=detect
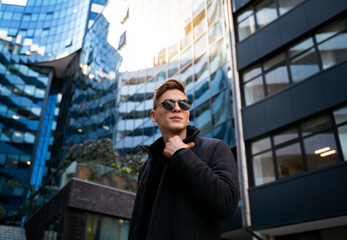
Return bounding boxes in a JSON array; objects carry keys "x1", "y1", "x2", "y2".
[
  {"x1": 250, "y1": 105, "x2": 347, "y2": 186},
  {"x1": 289, "y1": 38, "x2": 319, "y2": 82},
  {"x1": 334, "y1": 105, "x2": 347, "y2": 161},
  {"x1": 304, "y1": 131, "x2": 340, "y2": 171},
  {"x1": 193, "y1": 10, "x2": 207, "y2": 39},
  {"x1": 337, "y1": 125, "x2": 347, "y2": 161},
  {"x1": 244, "y1": 76, "x2": 264, "y2": 105},
  {"x1": 194, "y1": 33, "x2": 207, "y2": 58},
  {"x1": 316, "y1": 21, "x2": 347, "y2": 69},
  {"x1": 180, "y1": 45, "x2": 192, "y2": 69},
  {"x1": 253, "y1": 151, "x2": 275, "y2": 185},
  {"x1": 85, "y1": 214, "x2": 130, "y2": 240},
  {"x1": 195, "y1": 101, "x2": 212, "y2": 135},
  {"x1": 194, "y1": 81, "x2": 210, "y2": 106},
  {"x1": 273, "y1": 127, "x2": 298, "y2": 145},
  {"x1": 210, "y1": 67, "x2": 228, "y2": 96},
  {"x1": 207, "y1": 0, "x2": 222, "y2": 26},
  {"x1": 255, "y1": 0, "x2": 277, "y2": 29},
  {"x1": 276, "y1": 143, "x2": 304, "y2": 178},
  {"x1": 237, "y1": 7, "x2": 256, "y2": 41},
  {"x1": 251, "y1": 136, "x2": 271, "y2": 154},
  {"x1": 208, "y1": 21, "x2": 223, "y2": 44},
  {"x1": 194, "y1": 52, "x2": 209, "y2": 84},
  {"x1": 264, "y1": 53, "x2": 290, "y2": 95},
  {"x1": 236, "y1": 0, "x2": 306, "y2": 41},
  {"x1": 212, "y1": 90, "x2": 230, "y2": 126},
  {"x1": 209, "y1": 39, "x2": 226, "y2": 73},
  {"x1": 242, "y1": 19, "x2": 347, "y2": 106}
]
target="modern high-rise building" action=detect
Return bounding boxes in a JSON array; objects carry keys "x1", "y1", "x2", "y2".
[
  {"x1": 1, "y1": 0, "x2": 346, "y2": 239},
  {"x1": 231, "y1": 0, "x2": 347, "y2": 239},
  {"x1": 0, "y1": 0, "x2": 109, "y2": 225}
]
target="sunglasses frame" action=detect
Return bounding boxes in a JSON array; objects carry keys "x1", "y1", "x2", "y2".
[{"x1": 154, "y1": 99, "x2": 192, "y2": 111}]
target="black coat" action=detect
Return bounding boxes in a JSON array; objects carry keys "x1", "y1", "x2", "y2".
[{"x1": 129, "y1": 126, "x2": 239, "y2": 240}]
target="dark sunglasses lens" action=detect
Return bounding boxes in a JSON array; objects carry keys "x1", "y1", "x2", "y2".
[
  {"x1": 179, "y1": 100, "x2": 191, "y2": 110},
  {"x1": 162, "y1": 99, "x2": 175, "y2": 110}
]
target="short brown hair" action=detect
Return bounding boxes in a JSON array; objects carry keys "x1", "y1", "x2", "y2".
[{"x1": 153, "y1": 79, "x2": 186, "y2": 109}]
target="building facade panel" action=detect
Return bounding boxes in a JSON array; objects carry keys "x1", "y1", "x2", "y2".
[
  {"x1": 304, "y1": 0, "x2": 342, "y2": 28},
  {"x1": 278, "y1": 5, "x2": 309, "y2": 44},
  {"x1": 254, "y1": 21, "x2": 282, "y2": 60},
  {"x1": 290, "y1": 74, "x2": 326, "y2": 119},
  {"x1": 242, "y1": 62, "x2": 347, "y2": 140},
  {"x1": 263, "y1": 90, "x2": 294, "y2": 131},
  {"x1": 236, "y1": 0, "x2": 347, "y2": 70},
  {"x1": 249, "y1": 163, "x2": 347, "y2": 230}
]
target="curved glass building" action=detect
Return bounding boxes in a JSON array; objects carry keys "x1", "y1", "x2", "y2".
[{"x1": 0, "y1": 0, "x2": 108, "y2": 225}]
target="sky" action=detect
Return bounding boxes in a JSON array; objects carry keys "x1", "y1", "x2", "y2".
[{"x1": 2, "y1": 0, "x2": 28, "y2": 6}]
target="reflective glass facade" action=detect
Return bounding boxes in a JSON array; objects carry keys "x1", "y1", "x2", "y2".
[
  {"x1": 63, "y1": 13, "x2": 121, "y2": 148},
  {"x1": 0, "y1": 0, "x2": 107, "y2": 225},
  {"x1": 0, "y1": 0, "x2": 90, "y2": 62},
  {"x1": 115, "y1": 0, "x2": 235, "y2": 155}
]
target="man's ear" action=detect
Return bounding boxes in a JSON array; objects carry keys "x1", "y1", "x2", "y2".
[{"x1": 150, "y1": 110, "x2": 157, "y2": 122}]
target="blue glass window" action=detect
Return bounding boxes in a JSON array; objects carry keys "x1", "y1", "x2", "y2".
[
  {"x1": 209, "y1": 40, "x2": 226, "y2": 74},
  {"x1": 195, "y1": 100, "x2": 212, "y2": 135},
  {"x1": 210, "y1": 67, "x2": 228, "y2": 96},
  {"x1": 194, "y1": 33, "x2": 207, "y2": 58},
  {"x1": 212, "y1": 90, "x2": 230, "y2": 126},
  {"x1": 194, "y1": 81, "x2": 210, "y2": 106},
  {"x1": 194, "y1": 52, "x2": 209, "y2": 84}
]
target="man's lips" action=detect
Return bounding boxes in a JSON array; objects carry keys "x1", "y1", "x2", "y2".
[{"x1": 170, "y1": 116, "x2": 182, "y2": 120}]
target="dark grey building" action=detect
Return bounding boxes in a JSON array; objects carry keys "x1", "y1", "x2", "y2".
[{"x1": 229, "y1": 0, "x2": 347, "y2": 239}]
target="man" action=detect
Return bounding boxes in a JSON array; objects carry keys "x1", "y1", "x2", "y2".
[{"x1": 129, "y1": 79, "x2": 239, "y2": 240}]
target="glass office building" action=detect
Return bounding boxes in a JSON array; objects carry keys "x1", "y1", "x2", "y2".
[
  {"x1": 0, "y1": 0, "x2": 108, "y2": 225},
  {"x1": 114, "y1": 0, "x2": 236, "y2": 156}
]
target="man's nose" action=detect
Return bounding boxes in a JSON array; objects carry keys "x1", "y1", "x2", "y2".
[{"x1": 173, "y1": 102, "x2": 181, "y2": 111}]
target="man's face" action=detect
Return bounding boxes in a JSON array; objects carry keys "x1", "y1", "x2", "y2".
[{"x1": 151, "y1": 89, "x2": 190, "y2": 136}]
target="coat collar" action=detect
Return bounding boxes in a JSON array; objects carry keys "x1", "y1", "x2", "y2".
[{"x1": 140, "y1": 125, "x2": 200, "y2": 155}]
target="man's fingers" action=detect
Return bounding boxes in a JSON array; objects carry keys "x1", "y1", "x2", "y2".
[{"x1": 186, "y1": 142, "x2": 195, "y2": 149}]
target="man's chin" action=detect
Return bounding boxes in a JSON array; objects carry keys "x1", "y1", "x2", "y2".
[{"x1": 166, "y1": 125, "x2": 187, "y2": 133}]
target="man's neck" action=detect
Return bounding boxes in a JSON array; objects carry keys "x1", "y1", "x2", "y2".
[{"x1": 162, "y1": 129, "x2": 187, "y2": 144}]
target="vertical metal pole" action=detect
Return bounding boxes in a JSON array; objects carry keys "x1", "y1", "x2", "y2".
[{"x1": 223, "y1": 0, "x2": 251, "y2": 229}]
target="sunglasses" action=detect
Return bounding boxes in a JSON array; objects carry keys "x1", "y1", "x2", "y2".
[{"x1": 154, "y1": 99, "x2": 192, "y2": 111}]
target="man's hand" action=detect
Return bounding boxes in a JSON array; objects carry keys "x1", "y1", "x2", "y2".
[{"x1": 163, "y1": 135, "x2": 195, "y2": 159}]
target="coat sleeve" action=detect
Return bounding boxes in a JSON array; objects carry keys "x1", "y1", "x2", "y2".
[{"x1": 169, "y1": 140, "x2": 239, "y2": 219}]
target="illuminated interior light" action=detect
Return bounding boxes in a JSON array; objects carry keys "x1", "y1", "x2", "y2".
[
  {"x1": 27, "y1": 161, "x2": 31, "y2": 165},
  {"x1": 314, "y1": 147, "x2": 330, "y2": 154},
  {"x1": 320, "y1": 150, "x2": 336, "y2": 157},
  {"x1": 12, "y1": 115, "x2": 19, "y2": 120},
  {"x1": 25, "y1": 50, "x2": 31, "y2": 55},
  {"x1": 78, "y1": 128, "x2": 82, "y2": 133},
  {"x1": 15, "y1": 133, "x2": 21, "y2": 137},
  {"x1": 88, "y1": 73, "x2": 95, "y2": 79}
]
